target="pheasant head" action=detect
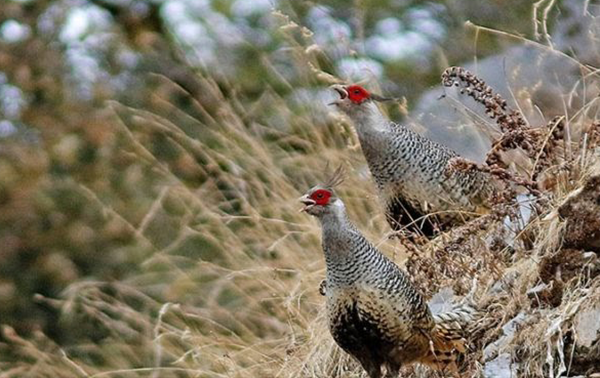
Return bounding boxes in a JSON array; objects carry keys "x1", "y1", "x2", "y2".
[{"x1": 299, "y1": 166, "x2": 345, "y2": 218}]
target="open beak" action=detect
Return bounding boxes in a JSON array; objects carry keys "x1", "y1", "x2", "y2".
[
  {"x1": 328, "y1": 84, "x2": 348, "y2": 106},
  {"x1": 298, "y1": 194, "x2": 316, "y2": 212}
]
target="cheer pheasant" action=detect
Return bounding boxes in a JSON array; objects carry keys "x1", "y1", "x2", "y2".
[
  {"x1": 330, "y1": 84, "x2": 495, "y2": 236},
  {"x1": 299, "y1": 169, "x2": 475, "y2": 377}
]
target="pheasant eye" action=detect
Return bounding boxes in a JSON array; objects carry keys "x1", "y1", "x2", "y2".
[
  {"x1": 311, "y1": 189, "x2": 331, "y2": 205},
  {"x1": 354, "y1": 89, "x2": 360, "y2": 94}
]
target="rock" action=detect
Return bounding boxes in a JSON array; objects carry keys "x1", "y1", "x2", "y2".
[
  {"x1": 411, "y1": 45, "x2": 599, "y2": 162},
  {"x1": 428, "y1": 287, "x2": 455, "y2": 315},
  {"x1": 484, "y1": 353, "x2": 518, "y2": 378},
  {"x1": 483, "y1": 312, "x2": 527, "y2": 360},
  {"x1": 574, "y1": 305, "x2": 600, "y2": 349}
]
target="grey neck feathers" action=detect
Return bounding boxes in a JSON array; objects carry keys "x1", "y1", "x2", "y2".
[
  {"x1": 349, "y1": 101, "x2": 390, "y2": 136},
  {"x1": 319, "y1": 200, "x2": 353, "y2": 248},
  {"x1": 318, "y1": 201, "x2": 378, "y2": 285}
]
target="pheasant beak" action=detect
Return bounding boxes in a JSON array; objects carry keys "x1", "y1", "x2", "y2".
[
  {"x1": 298, "y1": 194, "x2": 316, "y2": 212},
  {"x1": 328, "y1": 84, "x2": 347, "y2": 106}
]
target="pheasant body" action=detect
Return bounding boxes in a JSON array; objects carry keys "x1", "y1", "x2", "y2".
[
  {"x1": 300, "y1": 184, "x2": 474, "y2": 377},
  {"x1": 321, "y1": 208, "x2": 434, "y2": 372}
]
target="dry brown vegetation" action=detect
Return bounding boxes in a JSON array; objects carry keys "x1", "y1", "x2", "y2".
[{"x1": 1, "y1": 6, "x2": 599, "y2": 378}]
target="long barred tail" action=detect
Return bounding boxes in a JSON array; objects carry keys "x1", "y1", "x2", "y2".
[
  {"x1": 433, "y1": 302, "x2": 477, "y2": 339},
  {"x1": 421, "y1": 303, "x2": 478, "y2": 373}
]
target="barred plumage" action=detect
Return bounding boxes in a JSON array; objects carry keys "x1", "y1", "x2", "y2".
[
  {"x1": 300, "y1": 184, "x2": 475, "y2": 377},
  {"x1": 330, "y1": 84, "x2": 495, "y2": 236}
]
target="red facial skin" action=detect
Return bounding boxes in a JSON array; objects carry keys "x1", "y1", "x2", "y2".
[
  {"x1": 310, "y1": 189, "x2": 332, "y2": 206},
  {"x1": 346, "y1": 85, "x2": 370, "y2": 104}
]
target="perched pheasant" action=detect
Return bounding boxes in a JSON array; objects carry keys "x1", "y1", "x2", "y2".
[
  {"x1": 330, "y1": 84, "x2": 495, "y2": 236},
  {"x1": 299, "y1": 170, "x2": 475, "y2": 377}
]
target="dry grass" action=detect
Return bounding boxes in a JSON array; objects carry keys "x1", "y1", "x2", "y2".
[{"x1": 1, "y1": 8, "x2": 599, "y2": 378}]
